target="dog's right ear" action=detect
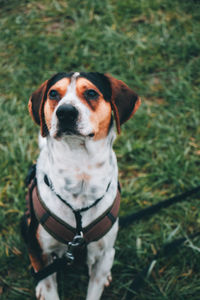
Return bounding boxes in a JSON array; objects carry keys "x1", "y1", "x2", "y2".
[{"x1": 28, "y1": 80, "x2": 49, "y2": 137}]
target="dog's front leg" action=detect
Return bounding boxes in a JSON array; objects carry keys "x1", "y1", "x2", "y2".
[
  {"x1": 86, "y1": 222, "x2": 118, "y2": 300},
  {"x1": 86, "y1": 247, "x2": 115, "y2": 300},
  {"x1": 36, "y1": 272, "x2": 59, "y2": 300},
  {"x1": 25, "y1": 229, "x2": 60, "y2": 300}
]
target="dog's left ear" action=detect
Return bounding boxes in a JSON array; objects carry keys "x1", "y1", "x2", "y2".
[
  {"x1": 105, "y1": 74, "x2": 141, "y2": 134},
  {"x1": 28, "y1": 80, "x2": 49, "y2": 137}
]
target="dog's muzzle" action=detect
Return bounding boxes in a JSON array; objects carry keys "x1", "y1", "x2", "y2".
[{"x1": 56, "y1": 104, "x2": 79, "y2": 135}]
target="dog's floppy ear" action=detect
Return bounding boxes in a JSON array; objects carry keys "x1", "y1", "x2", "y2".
[
  {"x1": 28, "y1": 80, "x2": 49, "y2": 137},
  {"x1": 105, "y1": 74, "x2": 141, "y2": 134}
]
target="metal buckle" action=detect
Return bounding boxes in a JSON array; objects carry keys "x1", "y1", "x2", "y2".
[{"x1": 64, "y1": 232, "x2": 85, "y2": 265}]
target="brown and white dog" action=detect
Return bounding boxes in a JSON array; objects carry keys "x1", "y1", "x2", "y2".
[{"x1": 23, "y1": 72, "x2": 141, "y2": 300}]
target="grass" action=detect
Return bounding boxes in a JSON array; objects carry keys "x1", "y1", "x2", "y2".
[{"x1": 0, "y1": 0, "x2": 200, "y2": 299}]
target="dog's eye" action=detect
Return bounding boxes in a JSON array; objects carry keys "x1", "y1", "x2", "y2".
[
  {"x1": 84, "y1": 89, "x2": 99, "y2": 100},
  {"x1": 49, "y1": 90, "x2": 60, "y2": 100}
]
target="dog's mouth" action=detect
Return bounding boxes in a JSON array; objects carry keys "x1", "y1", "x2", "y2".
[
  {"x1": 55, "y1": 126, "x2": 94, "y2": 139},
  {"x1": 56, "y1": 126, "x2": 79, "y2": 138}
]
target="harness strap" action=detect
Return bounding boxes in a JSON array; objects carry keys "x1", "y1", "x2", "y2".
[
  {"x1": 32, "y1": 185, "x2": 120, "y2": 245},
  {"x1": 74, "y1": 211, "x2": 83, "y2": 236},
  {"x1": 33, "y1": 186, "x2": 76, "y2": 243},
  {"x1": 83, "y1": 189, "x2": 120, "y2": 243}
]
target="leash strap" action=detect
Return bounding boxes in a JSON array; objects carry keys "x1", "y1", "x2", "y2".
[
  {"x1": 31, "y1": 257, "x2": 65, "y2": 283},
  {"x1": 119, "y1": 185, "x2": 200, "y2": 228},
  {"x1": 25, "y1": 164, "x2": 200, "y2": 286}
]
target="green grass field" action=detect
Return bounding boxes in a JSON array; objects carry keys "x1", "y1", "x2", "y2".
[{"x1": 0, "y1": 0, "x2": 200, "y2": 299}]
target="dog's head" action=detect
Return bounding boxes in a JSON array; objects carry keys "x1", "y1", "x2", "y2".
[{"x1": 28, "y1": 72, "x2": 141, "y2": 140}]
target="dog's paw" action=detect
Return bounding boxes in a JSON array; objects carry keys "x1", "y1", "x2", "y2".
[
  {"x1": 36, "y1": 277, "x2": 59, "y2": 300},
  {"x1": 104, "y1": 272, "x2": 112, "y2": 287}
]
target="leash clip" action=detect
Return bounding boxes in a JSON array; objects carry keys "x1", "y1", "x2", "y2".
[{"x1": 65, "y1": 232, "x2": 85, "y2": 265}]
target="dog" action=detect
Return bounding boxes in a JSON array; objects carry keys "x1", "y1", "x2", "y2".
[{"x1": 21, "y1": 72, "x2": 141, "y2": 300}]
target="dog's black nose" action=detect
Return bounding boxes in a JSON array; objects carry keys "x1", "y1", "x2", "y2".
[{"x1": 56, "y1": 104, "x2": 78, "y2": 124}]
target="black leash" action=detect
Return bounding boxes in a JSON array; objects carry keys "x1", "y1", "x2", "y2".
[
  {"x1": 31, "y1": 256, "x2": 65, "y2": 283},
  {"x1": 25, "y1": 165, "x2": 200, "y2": 288},
  {"x1": 30, "y1": 183, "x2": 200, "y2": 284},
  {"x1": 120, "y1": 185, "x2": 200, "y2": 228}
]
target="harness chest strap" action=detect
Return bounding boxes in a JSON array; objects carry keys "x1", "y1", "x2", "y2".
[{"x1": 32, "y1": 184, "x2": 120, "y2": 245}]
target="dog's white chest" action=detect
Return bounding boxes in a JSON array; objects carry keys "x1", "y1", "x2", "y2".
[{"x1": 37, "y1": 132, "x2": 118, "y2": 227}]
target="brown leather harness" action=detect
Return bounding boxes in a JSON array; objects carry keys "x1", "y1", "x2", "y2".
[
  {"x1": 23, "y1": 165, "x2": 120, "y2": 281},
  {"x1": 33, "y1": 182, "x2": 120, "y2": 245}
]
